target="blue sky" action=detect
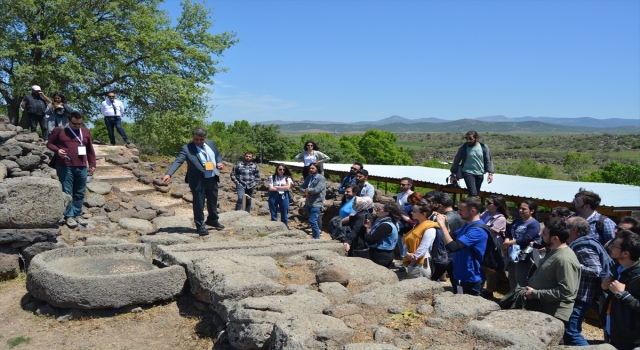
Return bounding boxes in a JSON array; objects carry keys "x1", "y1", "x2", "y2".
[{"x1": 160, "y1": 0, "x2": 640, "y2": 123}]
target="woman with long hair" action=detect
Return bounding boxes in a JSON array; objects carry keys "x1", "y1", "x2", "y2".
[
  {"x1": 268, "y1": 164, "x2": 293, "y2": 228},
  {"x1": 363, "y1": 201, "x2": 402, "y2": 267},
  {"x1": 294, "y1": 140, "x2": 330, "y2": 179},
  {"x1": 479, "y1": 195, "x2": 510, "y2": 298},
  {"x1": 502, "y1": 199, "x2": 540, "y2": 291},
  {"x1": 45, "y1": 92, "x2": 73, "y2": 136},
  {"x1": 402, "y1": 200, "x2": 439, "y2": 278},
  {"x1": 343, "y1": 196, "x2": 374, "y2": 257}
]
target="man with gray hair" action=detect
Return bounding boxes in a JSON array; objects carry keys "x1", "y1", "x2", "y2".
[
  {"x1": 563, "y1": 216, "x2": 614, "y2": 345},
  {"x1": 162, "y1": 128, "x2": 225, "y2": 235}
]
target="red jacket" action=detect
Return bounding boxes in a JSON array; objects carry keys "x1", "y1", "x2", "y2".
[{"x1": 46, "y1": 126, "x2": 96, "y2": 168}]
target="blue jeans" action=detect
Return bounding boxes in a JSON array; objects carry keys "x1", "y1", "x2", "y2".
[
  {"x1": 235, "y1": 186, "x2": 254, "y2": 212},
  {"x1": 104, "y1": 116, "x2": 130, "y2": 145},
  {"x1": 451, "y1": 279, "x2": 483, "y2": 296},
  {"x1": 306, "y1": 205, "x2": 321, "y2": 239},
  {"x1": 56, "y1": 166, "x2": 87, "y2": 218},
  {"x1": 563, "y1": 299, "x2": 591, "y2": 346},
  {"x1": 508, "y1": 260, "x2": 533, "y2": 291},
  {"x1": 268, "y1": 191, "x2": 289, "y2": 228},
  {"x1": 462, "y1": 172, "x2": 484, "y2": 197}
]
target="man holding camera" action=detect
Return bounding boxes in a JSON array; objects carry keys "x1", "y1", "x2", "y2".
[{"x1": 21, "y1": 85, "x2": 51, "y2": 141}]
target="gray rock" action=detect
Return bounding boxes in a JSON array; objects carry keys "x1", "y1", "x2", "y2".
[
  {"x1": 415, "y1": 303, "x2": 433, "y2": 315},
  {"x1": 271, "y1": 314, "x2": 356, "y2": 349},
  {"x1": 342, "y1": 314, "x2": 365, "y2": 329},
  {"x1": 425, "y1": 317, "x2": 449, "y2": 329},
  {"x1": 152, "y1": 216, "x2": 193, "y2": 233},
  {"x1": 86, "y1": 182, "x2": 112, "y2": 195},
  {"x1": 132, "y1": 209, "x2": 157, "y2": 221},
  {"x1": 318, "y1": 256, "x2": 397, "y2": 286},
  {"x1": 121, "y1": 163, "x2": 135, "y2": 170},
  {"x1": 266, "y1": 229, "x2": 307, "y2": 240},
  {"x1": 138, "y1": 234, "x2": 198, "y2": 250},
  {"x1": 0, "y1": 144, "x2": 23, "y2": 157},
  {"x1": 374, "y1": 326, "x2": 395, "y2": 343},
  {"x1": 182, "y1": 193, "x2": 193, "y2": 202},
  {"x1": 16, "y1": 154, "x2": 41, "y2": 170},
  {"x1": 0, "y1": 130, "x2": 17, "y2": 142},
  {"x1": 316, "y1": 265, "x2": 350, "y2": 286},
  {"x1": 20, "y1": 241, "x2": 60, "y2": 268},
  {"x1": 550, "y1": 345, "x2": 616, "y2": 350},
  {"x1": 0, "y1": 245, "x2": 20, "y2": 278},
  {"x1": 0, "y1": 228, "x2": 59, "y2": 244},
  {"x1": 341, "y1": 344, "x2": 401, "y2": 350},
  {"x1": 106, "y1": 155, "x2": 131, "y2": 165},
  {"x1": 318, "y1": 282, "x2": 351, "y2": 302},
  {"x1": 154, "y1": 185, "x2": 169, "y2": 193},
  {"x1": 84, "y1": 237, "x2": 129, "y2": 246},
  {"x1": 118, "y1": 218, "x2": 154, "y2": 234},
  {"x1": 10, "y1": 170, "x2": 31, "y2": 177},
  {"x1": 463, "y1": 310, "x2": 564, "y2": 348},
  {"x1": 84, "y1": 193, "x2": 107, "y2": 208},
  {"x1": 171, "y1": 187, "x2": 189, "y2": 198},
  {"x1": 392, "y1": 338, "x2": 412, "y2": 349},
  {"x1": 15, "y1": 132, "x2": 40, "y2": 142},
  {"x1": 0, "y1": 163, "x2": 6, "y2": 180},
  {"x1": 350, "y1": 277, "x2": 444, "y2": 310},
  {"x1": 323, "y1": 303, "x2": 360, "y2": 318},
  {"x1": 0, "y1": 159, "x2": 19, "y2": 170},
  {"x1": 227, "y1": 289, "x2": 331, "y2": 350},
  {"x1": 26, "y1": 244, "x2": 187, "y2": 309},
  {"x1": 133, "y1": 198, "x2": 152, "y2": 210},
  {"x1": 139, "y1": 175, "x2": 154, "y2": 184},
  {"x1": 189, "y1": 255, "x2": 284, "y2": 319},
  {"x1": 103, "y1": 201, "x2": 120, "y2": 212},
  {"x1": 433, "y1": 293, "x2": 500, "y2": 319},
  {"x1": 0, "y1": 177, "x2": 70, "y2": 228},
  {"x1": 217, "y1": 210, "x2": 251, "y2": 225}
]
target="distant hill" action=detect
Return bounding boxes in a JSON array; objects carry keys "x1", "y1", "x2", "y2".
[
  {"x1": 473, "y1": 116, "x2": 640, "y2": 128},
  {"x1": 272, "y1": 118, "x2": 640, "y2": 134}
]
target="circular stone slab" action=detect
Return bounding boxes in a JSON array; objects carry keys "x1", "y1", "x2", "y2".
[{"x1": 27, "y1": 244, "x2": 187, "y2": 309}]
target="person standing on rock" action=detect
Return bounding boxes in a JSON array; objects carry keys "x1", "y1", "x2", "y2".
[
  {"x1": 300, "y1": 162, "x2": 326, "y2": 239},
  {"x1": 100, "y1": 91, "x2": 132, "y2": 147},
  {"x1": 21, "y1": 85, "x2": 52, "y2": 142},
  {"x1": 47, "y1": 111, "x2": 96, "y2": 228},
  {"x1": 449, "y1": 130, "x2": 494, "y2": 197},
  {"x1": 161, "y1": 128, "x2": 224, "y2": 235},
  {"x1": 231, "y1": 151, "x2": 260, "y2": 213}
]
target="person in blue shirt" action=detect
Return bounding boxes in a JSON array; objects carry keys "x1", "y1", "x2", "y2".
[
  {"x1": 328, "y1": 184, "x2": 357, "y2": 240},
  {"x1": 338, "y1": 162, "x2": 363, "y2": 194},
  {"x1": 435, "y1": 196, "x2": 488, "y2": 296}
]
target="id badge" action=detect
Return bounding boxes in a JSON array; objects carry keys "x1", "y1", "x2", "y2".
[
  {"x1": 205, "y1": 161, "x2": 214, "y2": 171},
  {"x1": 78, "y1": 146, "x2": 87, "y2": 155}
]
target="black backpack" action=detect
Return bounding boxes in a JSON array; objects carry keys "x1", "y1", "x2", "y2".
[
  {"x1": 466, "y1": 223, "x2": 505, "y2": 275},
  {"x1": 430, "y1": 228, "x2": 451, "y2": 268}
]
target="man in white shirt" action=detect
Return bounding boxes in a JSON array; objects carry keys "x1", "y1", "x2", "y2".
[
  {"x1": 396, "y1": 177, "x2": 414, "y2": 207},
  {"x1": 100, "y1": 91, "x2": 132, "y2": 147}
]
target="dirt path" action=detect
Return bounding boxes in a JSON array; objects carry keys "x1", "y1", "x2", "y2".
[{"x1": 0, "y1": 276, "x2": 214, "y2": 350}]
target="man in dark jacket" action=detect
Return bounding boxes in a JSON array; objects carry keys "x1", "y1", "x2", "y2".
[
  {"x1": 449, "y1": 130, "x2": 494, "y2": 197},
  {"x1": 601, "y1": 230, "x2": 640, "y2": 350},
  {"x1": 161, "y1": 128, "x2": 224, "y2": 235},
  {"x1": 21, "y1": 85, "x2": 52, "y2": 141}
]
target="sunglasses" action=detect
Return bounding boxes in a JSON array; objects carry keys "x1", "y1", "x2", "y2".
[
  {"x1": 400, "y1": 183, "x2": 411, "y2": 186},
  {"x1": 277, "y1": 168, "x2": 285, "y2": 171},
  {"x1": 486, "y1": 201, "x2": 495, "y2": 205},
  {"x1": 374, "y1": 207, "x2": 382, "y2": 212}
]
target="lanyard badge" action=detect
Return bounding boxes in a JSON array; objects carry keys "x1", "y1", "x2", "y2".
[{"x1": 197, "y1": 146, "x2": 214, "y2": 171}]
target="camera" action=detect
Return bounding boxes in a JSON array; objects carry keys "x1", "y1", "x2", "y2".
[{"x1": 518, "y1": 246, "x2": 534, "y2": 261}]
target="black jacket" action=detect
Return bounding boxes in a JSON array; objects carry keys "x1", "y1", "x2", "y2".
[
  {"x1": 345, "y1": 210, "x2": 373, "y2": 251},
  {"x1": 600, "y1": 261, "x2": 640, "y2": 345}
]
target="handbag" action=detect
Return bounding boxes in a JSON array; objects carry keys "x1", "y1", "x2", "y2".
[{"x1": 351, "y1": 248, "x2": 370, "y2": 259}]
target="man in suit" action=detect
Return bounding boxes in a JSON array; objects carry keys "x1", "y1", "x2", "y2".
[{"x1": 161, "y1": 128, "x2": 225, "y2": 235}]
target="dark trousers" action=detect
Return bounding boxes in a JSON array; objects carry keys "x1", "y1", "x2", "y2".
[
  {"x1": 302, "y1": 166, "x2": 310, "y2": 179},
  {"x1": 30, "y1": 114, "x2": 48, "y2": 141},
  {"x1": 104, "y1": 116, "x2": 130, "y2": 145},
  {"x1": 462, "y1": 172, "x2": 484, "y2": 197},
  {"x1": 370, "y1": 248, "x2": 394, "y2": 268},
  {"x1": 191, "y1": 176, "x2": 219, "y2": 229},
  {"x1": 235, "y1": 186, "x2": 254, "y2": 212},
  {"x1": 431, "y1": 261, "x2": 454, "y2": 283}
]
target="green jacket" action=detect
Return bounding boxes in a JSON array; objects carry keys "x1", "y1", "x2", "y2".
[{"x1": 528, "y1": 246, "x2": 581, "y2": 321}]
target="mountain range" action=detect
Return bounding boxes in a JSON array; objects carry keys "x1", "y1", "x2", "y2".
[{"x1": 261, "y1": 116, "x2": 640, "y2": 134}]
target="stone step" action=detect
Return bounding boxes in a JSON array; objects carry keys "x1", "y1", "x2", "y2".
[
  {"x1": 92, "y1": 175, "x2": 135, "y2": 184},
  {"x1": 120, "y1": 187, "x2": 156, "y2": 196},
  {"x1": 93, "y1": 165, "x2": 119, "y2": 174}
]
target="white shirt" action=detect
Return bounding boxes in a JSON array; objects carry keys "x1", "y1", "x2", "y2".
[
  {"x1": 101, "y1": 99, "x2": 125, "y2": 117},
  {"x1": 397, "y1": 190, "x2": 413, "y2": 206},
  {"x1": 196, "y1": 144, "x2": 217, "y2": 178},
  {"x1": 269, "y1": 175, "x2": 293, "y2": 194}
]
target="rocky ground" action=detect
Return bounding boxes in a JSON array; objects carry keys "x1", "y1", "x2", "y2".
[{"x1": 0, "y1": 121, "x2": 608, "y2": 350}]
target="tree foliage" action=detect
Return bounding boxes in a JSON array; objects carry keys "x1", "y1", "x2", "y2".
[
  {"x1": 357, "y1": 130, "x2": 413, "y2": 165},
  {"x1": 585, "y1": 162, "x2": 640, "y2": 186},
  {"x1": 0, "y1": 0, "x2": 237, "y2": 152},
  {"x1": 563, "y1": 153, "x2": 593, "y2": 181},
  {"x1": 204, "y1": 121, "x2": 295, "y2": 162},
  {"x1": 510, "y1": 158, "x2": 553, "y2": 179},
  {"x1": 420, "y1": 159, "x2": 450, "y2": 169}
]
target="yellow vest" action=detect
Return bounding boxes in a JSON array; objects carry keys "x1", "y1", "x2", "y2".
[{"x1": 403, "y1": 220, "x2": 440, "y2": 267}]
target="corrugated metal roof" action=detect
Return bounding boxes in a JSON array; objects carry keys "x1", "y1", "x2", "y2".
[{"x1": 275, "y1": 162, "x2": 640, "y2": 209}]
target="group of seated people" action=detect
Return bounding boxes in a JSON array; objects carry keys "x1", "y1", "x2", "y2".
[{"x1": 324, "y1": 165, "x2": 640, "y2": 348}]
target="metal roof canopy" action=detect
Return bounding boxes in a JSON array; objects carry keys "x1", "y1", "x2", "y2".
[{"x1": 273, "y1": 162, "x2": 640, "y2": 219}]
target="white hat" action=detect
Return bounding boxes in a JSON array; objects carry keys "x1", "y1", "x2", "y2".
[{"x1": 31, "y1": 85, "x2": 41, "y2": 91}]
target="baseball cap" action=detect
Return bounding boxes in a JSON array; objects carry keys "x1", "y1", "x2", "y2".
[{"x1": 31, "y1": 85, "x2": 41, "y2": 91}]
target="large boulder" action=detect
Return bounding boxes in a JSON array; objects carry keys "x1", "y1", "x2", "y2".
[
  {"x1": 350, "y1": 278, "x2": 444, "y2": 311},
  {"x1": 463, "y1": 309, "x2": 564, "y2": 348},
  {"x1": 27, "y1": 244, "x2": 187, "y2": 309},
  {"x1": 0, "y1": 245, "x2": 20, "y2": 278},
  {"x1": 433, "y1": 293, "x2": 500, "y2": 319},
  {"x1": 84, "y1": 193, "x2": 107, "y2": 208},
  {"x1": 0, "y1": 177, "x2": 69, "y2": 228},
  {"x1": 270, "y1": 314, "x2": 356, "y2": 350},
  {"x1": 316, "y1": 256, "x2": 398, "y2": 286},
  {"x1": 86, "y1": 182, "x2": 112, "y2": 195},
  {"x1": 152, "y1": 216, "x2": 193, "y2": 233},
  {"x1": 118, "y1": 218, "x2": 154, "y2": 234},
  {"x1": 16, "y1": 154, "x2": 41, "y2": 170},
  {"x1": 0, "y1": 163, "x2": 7, "y2": 180},
  {"x1": 0, "y1": 228, "x2": 58, "y2": 244}
]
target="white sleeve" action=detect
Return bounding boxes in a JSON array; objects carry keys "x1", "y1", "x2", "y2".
[
  {"x1": 100, "y1": 101, "x2": 106, "y2": 115},
  {"x1": 268, "y1": 176, "x2": 274, "y2": 186},
  {"x1": 119, "y1": 101, "x2": 125, "y2": 114},
  {"x1": 415, "y1": 228, "x2": 436, "y2": 259}
]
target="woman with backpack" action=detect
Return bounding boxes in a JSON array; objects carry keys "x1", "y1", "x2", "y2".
[
  {"x1": 363, "y1": 201, "x2": 402, "y2": 267},
  {"x1": 502, "y1": 199, "x2": 541, "y2": 291},
  {"x1": 268, "y1": 164, "x2": 294, "y2": 228},
  {"x1": 343, "y1": 196, "x2": 374, "y2": 257},
  {"x1": 402, "y1": 200, "x2": 439, "y2": 279},
  {"x1": 479, "y1": 195, "x2": 510, "y2": 299}
]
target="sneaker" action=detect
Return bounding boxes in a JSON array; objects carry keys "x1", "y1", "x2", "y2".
[
  {"x1": 393, "y1": 261, "x2": 405, "y2": 268},
  {"x1": 196, "y1": 227, "x2": 209, "y2": 236},
  {"x1": 398, "y1": 266, "x2": 407, "y2": 273},
  {"x1": 66, "y1": 217, "x2": 78, "y2": 228},
  {"x1": 75, "y1": 216, "x2": 88, "y2": 226}
]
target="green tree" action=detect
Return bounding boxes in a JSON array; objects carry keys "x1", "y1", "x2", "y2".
[
  {"x1": 421, "y1": 159, "x2": 450, "y2": 169},
  {"x1": 358, "y1": 130, "x2": 413, "y2": 165},
  {"x1": 596, "y1": 162, "x2": 640, "y2": 186},
  {"x1": 563, "y1": 153, "x2": 593, "y2": 181},
  {"x1": 0, "y1": 0, "x2": 237, "y2": 153},
  {"x1": 510, "y1": 158, "x2": 553, "y2": 179}
]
